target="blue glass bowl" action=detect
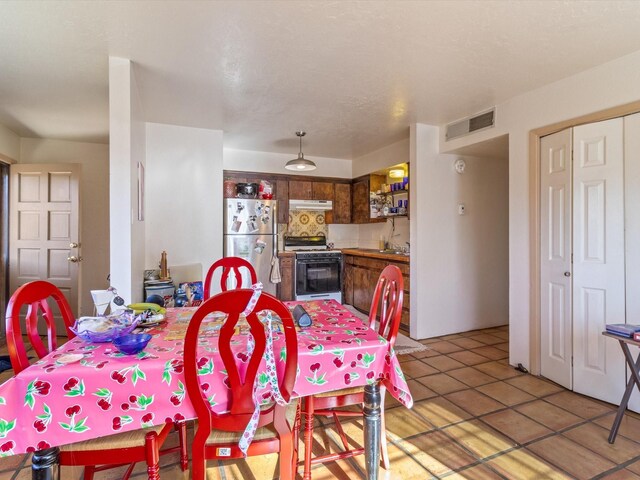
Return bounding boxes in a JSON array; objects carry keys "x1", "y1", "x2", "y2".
[{"x1": 113, "y1": 333, "x2": 152, "y2": 355}]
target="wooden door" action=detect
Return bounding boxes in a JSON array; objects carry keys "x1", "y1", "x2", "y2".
[
  {"x1": 9, "y1": 164, "x2": 81, "y2": 326},
  {"x1": 572, "y1": 118, "x2": 625, "y2": 405},
  {"x1": 539, "y1": 128, "x2": 573, "y2": 389},
  {"x1": 333, "y1": 183, "x2": 351, "y2": 224}
]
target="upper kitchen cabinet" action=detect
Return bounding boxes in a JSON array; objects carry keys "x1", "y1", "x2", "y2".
[
  {"x1": 276, "y1": 179, "x2": 289, "y2": 224},
  {"x1": 351, "y1": 174, "x2": 386, "y2": 224},
  {"x1": 288, "y1": 180, "x2": 313, "y2": 200},
  {"x1": 352, "y1": 163, "x2": 409, "y2": 222},
  {"x1": 332, "y1": 183, "x2": 351, "y2": 224},
  {"x1": 312, "y1": 182, "x2": 334, "y2": 200}
]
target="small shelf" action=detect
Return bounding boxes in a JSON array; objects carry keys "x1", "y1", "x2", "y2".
[
  {"x1": 371, "y1": 214, "x2": 408, "y2": 219},
  {"x1": 375, "y1": 189, "x2": 408, "y2": 196}
]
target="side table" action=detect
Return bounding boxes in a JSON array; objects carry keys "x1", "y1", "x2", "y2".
[{"x1": 602, "y1": 331, "x2": 640, "y2": 443}]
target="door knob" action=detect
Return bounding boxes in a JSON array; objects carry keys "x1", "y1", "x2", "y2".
[
  {"x1": 67, "y1": 256, "x2": 82, "y2": 263},
  {"x1": 564, "y1": 271, "x2": 571, "y2": 277},
  {"x1": 69, "y1": 242, "x2": 80, "y2": 248}
]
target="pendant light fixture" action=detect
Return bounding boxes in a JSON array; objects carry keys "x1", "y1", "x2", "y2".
[{"x1": 285, "y1": 131, "x2": 316, "y2": 171}]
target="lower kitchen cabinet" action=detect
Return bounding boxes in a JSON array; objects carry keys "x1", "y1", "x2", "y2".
[
  {"x1": 342, "y1": 252, "x2": 410, "y2": 332},
  {"x1": 276, "y1": 252, "x2": 295, "y2": 301}
]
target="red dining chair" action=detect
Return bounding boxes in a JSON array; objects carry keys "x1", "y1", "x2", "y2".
[
  {"x1": 6, "y1": 280, "x2": 76, "y2": 374},
  {"x1": 301, "y1": 265, "x2": 404, "y2": 479},
  {"x1": 203, "y1": 257, "x2": 258, "y2": 299},
  {"x1": 5, "y1": 280, "x2": 188, "y2": 480},
  {"x1": 184, "y1": 289, "x2": 300, "y2": 480}
]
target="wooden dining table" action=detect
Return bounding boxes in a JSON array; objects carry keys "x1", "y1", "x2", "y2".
[{"x1": 0, "y1": 299, "x2": 412, "y2": 480}]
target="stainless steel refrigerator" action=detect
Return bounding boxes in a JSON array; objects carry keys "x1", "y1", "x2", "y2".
[{"x1": 223, "y1": 198, "x2": 278, "y2": 296}]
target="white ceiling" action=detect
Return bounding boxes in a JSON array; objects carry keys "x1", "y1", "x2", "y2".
[{"x1": 2, "y1": 1, "x2": 640, "y2": 159}]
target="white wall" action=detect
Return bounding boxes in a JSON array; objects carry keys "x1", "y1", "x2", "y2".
[
  {"x1": 108, "y1": 57, "x2": 146, "y2": 304},
  {"x1": 0, "y1": 124, "x2": 20, "y2": 162},
  {"x1": 19, "y1": 138, "x2": 110, "y2": 316},
  {"x1": 411, "y1": 124, "x2": 509, "y2": 339},
  {"x1": 439, "y1": 49, "x2": 640, "y2": 369},
  {"x1": 145, "y1": 123, "x2": 223, "y2": 278},
  {"x1": 352, "y1": 138, "x2": 409, "y2": 178},
  {"x1": 223, "y1": 148, "x2": 352, "y2": 178}
]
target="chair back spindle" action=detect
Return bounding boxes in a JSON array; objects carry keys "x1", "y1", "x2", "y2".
[{"x1": 203, "y1": 257, "x2": 258, "y2": 299}]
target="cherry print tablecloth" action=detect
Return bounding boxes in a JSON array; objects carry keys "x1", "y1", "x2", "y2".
[{"x1": 0, "y1": 299, "x2": 412, "y2": 456}]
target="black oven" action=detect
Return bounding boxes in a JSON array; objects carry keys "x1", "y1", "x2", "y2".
[{"x1": 295, "y1": 252, "x2": 342, "y2": 302}]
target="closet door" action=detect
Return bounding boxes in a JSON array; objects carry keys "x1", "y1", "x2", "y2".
[
  {"x1": 624, "y1": 113, "x2": 640, "y2": 411},
  {"x1": 572, "y1": 118, "x2": 625, "y2": 405},
  {"x1": 540, "y1": 129, "x2": 573, "y2": 389}
]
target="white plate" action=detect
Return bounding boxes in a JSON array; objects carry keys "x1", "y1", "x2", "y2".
[{"x1": 56, "y1": 353, "x2": 84, "y2": 364}]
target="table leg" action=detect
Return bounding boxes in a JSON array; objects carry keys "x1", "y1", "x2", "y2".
[
  {"x1": 31, "y1": 447, "x2": 59, "y2": 480},
  {"x1": 363, "y1": 382, "x2": 380, "y2": 480},
  {"x1": 609, "y1": 341, "x2": 640, "y2": 444}
]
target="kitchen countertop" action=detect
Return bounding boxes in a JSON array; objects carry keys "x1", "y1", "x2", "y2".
[{"x1": 340, "y1": 248, "x2": 410, "y2": 263}]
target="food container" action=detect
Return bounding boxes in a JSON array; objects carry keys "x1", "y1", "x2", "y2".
[
  {"x1": 236, "y1": 182, "x2": 259, "y2": 198},
  {"x1": 70, "y1": 312, "x2": 140, "y2": 343}
]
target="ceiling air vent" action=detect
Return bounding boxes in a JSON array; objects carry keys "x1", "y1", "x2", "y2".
[{"x1": 446, "y1": 108, "x2": 495, "y2": 141}]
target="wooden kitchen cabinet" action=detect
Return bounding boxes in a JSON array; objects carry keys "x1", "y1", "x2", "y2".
[
  {"x1": 288, "y1": 180, "x2": 313, "y2": 200},
  {"x1": 276, "y1": 252, "x2": 295, "y2": 301},
  {"x1": 351, "y1": 178, "x2": 370, "y2": 224},
  {"x1": 276, "y1": 179, "x2": 289, "y2": 224},
  {"x1": 332, "y1": 183, "x2": 351, "y2": 224},
  {"x1": 312, "y1": 182, "x2": 334, "y2": 200},
  {"x1": 351, "y1": 174, "x2": 386, "y2": 224},
  {"x1": 343, "y1": 252, "x2": 410, "y2": 332}
]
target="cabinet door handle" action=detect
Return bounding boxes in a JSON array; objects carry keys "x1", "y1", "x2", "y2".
[{"x1": 564, "y1": 271, "x2": 571, "y2": 277}]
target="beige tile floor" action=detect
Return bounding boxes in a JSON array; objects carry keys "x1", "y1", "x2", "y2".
[{"x1": 2, "y1": 325, "x2": 640, "y2": 479}]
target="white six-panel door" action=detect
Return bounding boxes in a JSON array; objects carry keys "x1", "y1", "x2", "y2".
[
  {"x1": 9, "y1": 164, "x2": 81, "y2": 329},
  {"x1": 572, "y1": 118, "x2": 625, "y2": 405},
  {"x1": 540, "y1": 118, "x2": 626, "y2": 405},
  {"x1": 540, "y1": 129, "x2": 573, "y2": 388}
]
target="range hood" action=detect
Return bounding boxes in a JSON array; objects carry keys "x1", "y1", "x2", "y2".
[{"x1": 289, "y1": 199, "x2": 333, "y2": 211}]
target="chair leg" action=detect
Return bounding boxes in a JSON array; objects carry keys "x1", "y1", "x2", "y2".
[
  {"x1": 293, "y1": 402, "x2": 301, "y2": 477},
  {"x1": 84, "y1": 466, "x2": 95, "y2": 480},
  {"x1": 176, "y1": 420, "x2": 189, "y2": 471},
  {"x1": 191, "y1": 434, "x2": 207, "y2": 480},
  {"x1": 144, "y1": 431, "x2": 160, "y2": 480},
  {"x1": 303, "y1": 396, "x2": 314, "y2": 480},
  {"x1": 121, "y1": 462, "x2": 137, "y2": 480}
]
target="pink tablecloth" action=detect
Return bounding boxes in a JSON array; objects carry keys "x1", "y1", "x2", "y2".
[{"x1": 0, "y1": 300, "x2": 412, "y2": 456}]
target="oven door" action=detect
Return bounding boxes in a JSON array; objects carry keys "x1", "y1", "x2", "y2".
[{"x1": 295, "y1": 257, "x2": 341, "y2": 298}]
